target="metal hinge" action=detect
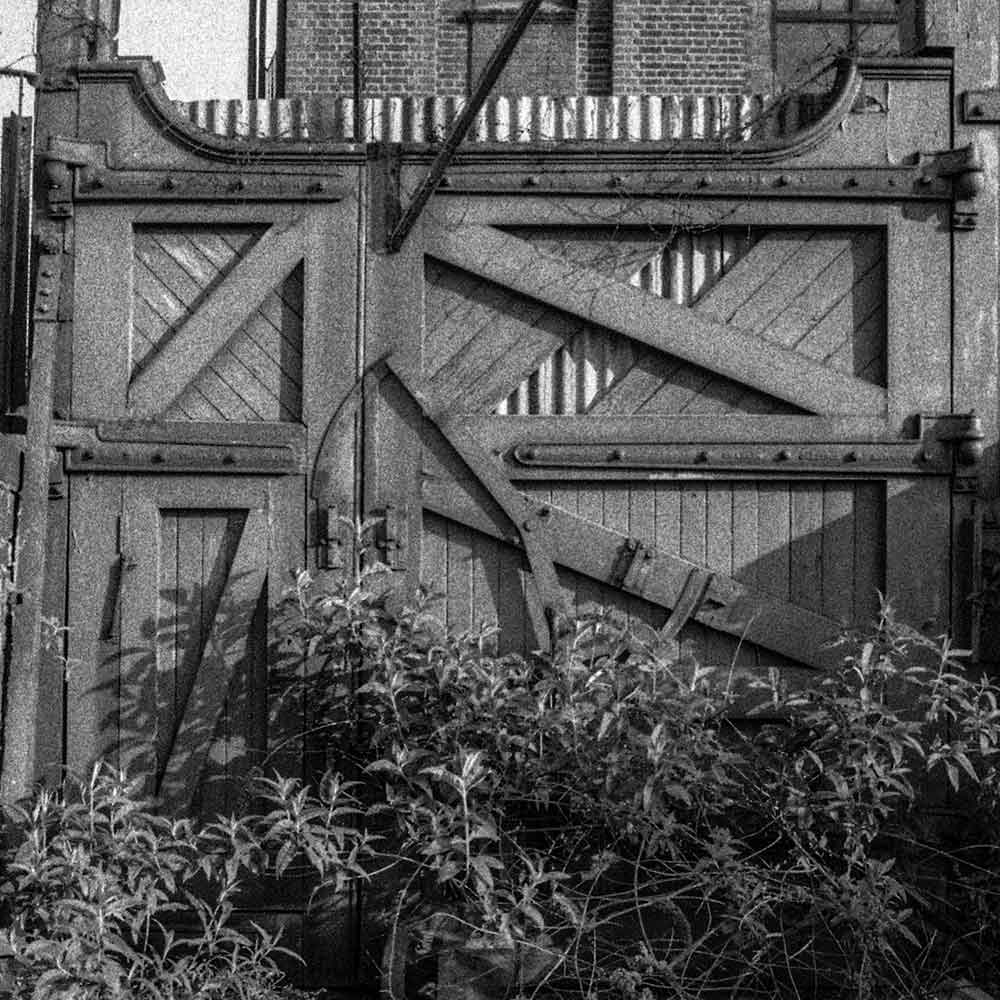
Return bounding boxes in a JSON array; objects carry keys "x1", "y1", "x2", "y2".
[
  {"x1": 610, "y1": 538, "x2": 655, "y2": 596},
  {"x1": 963, "y1": 90, "x2": 1000, "y2": 124},
  {"x1": 919, "y1": 412, "x2": 985, "y2": 492},
  {"x1": 319, "y1": 505, "x2": 348, "y2": 571},
  {"x1": 375, "y1": 502, "x2": 407, "y2": 570}
]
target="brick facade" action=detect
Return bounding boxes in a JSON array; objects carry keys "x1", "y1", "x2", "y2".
[{"x1": 284, "y1": 0, "x2": 775, "y2": 99}]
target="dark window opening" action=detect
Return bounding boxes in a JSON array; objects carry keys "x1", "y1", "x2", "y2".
[
  {"x1": 775, "y1": 0, "x2": 900, "y2": 90},
  {"x1": 464, "y1": 1, "x2": 577, "y2": 96}
]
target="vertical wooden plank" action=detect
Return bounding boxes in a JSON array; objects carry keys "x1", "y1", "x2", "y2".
[
  {"x1": 577, "y1": 487, "x2": 606, "y2": 618},
  {"x1": 755, "y1": 483, "x2": 791, "y2": 603},
  {"x1": 731, "y1": 482, "x2": 760, "y2": 670},
  {"x1": 160, "y1": 508, "x2": 269, "y2": 815},
  {"x1": 951, "y1": 0, "x2": 999, "y2": 506},
  {"x1": 679, "y1": 483, "x2": 707, "y2": 664},
  {"x1": 446, "y1": 520, "x2": 473, "y2": 635},
  {"x1": 155, "y1": 511, "x2": 178, "y2": 785},
  {"x1": 628, "y1": 483, "x2": 659, "y2": 629},
  {"x1": 705, "y1": 483, "x2": 733, "y2": 666},
  {"x1": 303, "y1": 202, "x2": 359, "y2": 568},
  {"x1": 422, "y1": 511, "x2": 449, "y2": 603},
  {"x1": 887, "y1": 210, "x2": 950, "y2": 427},
  {"x1": 549, "y1": 483, "x2": 579, "y2": 623},
  {"x1": 821, "y1": 484, "x2": 856, "y2": 624},
  {"x1": 266, "y1": 476, "x2": 308, "y2": 783},
  {"x1": 118, "y1": 481, "x2": 162, "y2": 790},
  {"x1": 885, "y1": 478, "x2": 950, "y2": 633},
  {"x1": 173, "y1": 511, "x2": 207, "y2": 761},
  {"x1": 602, "y1": 482, "x2": 631, "y2": 623},
  {"x1": 852, "y1": 480, "x2": 886, "y2": 626},
  {"x1": 36, "y1": 474, "x2": 69, "y2": 786},
  {"x1": 198, "y1": 512, "x2": 240, "y2": 821},
  {"x1": 471, "y1": 530, "x2": 501, "y2": 646},
  {"x1": 789, "y1": 484, "x2": 824, "y2": 616},
  {"x1": 72, "y1": 206, "x2": 133, "y2": 419},
  {"x1": 65, "y1": 477, "x2": 124, "y2": 776}
]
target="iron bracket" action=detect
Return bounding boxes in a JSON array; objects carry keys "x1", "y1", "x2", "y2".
[
  {"x1": 64, "y1": 441, "x2": 297, "y2": 475},
  {"x1": 320, "y1": 505, "x2": 349, "y2": 571},
  {"x1": 920, "y1": 412, "x2": 986, "y2": 468},
  {"x1": 963, "y1": 90, "x2": 1000, "y2": 124},
  {"x1": 40, "y1": 138, "x2": 104, "y2": 218},
  {"x1": 511, "y1": 440, "x2": 950, "y2": 476},
  {"x1": 919, "y1": 144, "x2": 984, "y2": 230},
  {"x1": 610, "y1": 538, "x2": 655, "y2": 596},
  {"x1": 375, "y1": 502, "x2": 407, "y2": 570}
]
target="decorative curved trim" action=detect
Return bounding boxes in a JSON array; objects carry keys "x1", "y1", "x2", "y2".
[
  {"x1": 74, "y1": 60, "x2": 366, "y2": 164},
  {"x1": 74, "y1": 54, "x2": 952, "y2": 167}
]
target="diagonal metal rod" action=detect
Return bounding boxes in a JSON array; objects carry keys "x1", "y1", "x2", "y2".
[{"x1": 385, "y1": 0, "x2": 544, "y2": 252}]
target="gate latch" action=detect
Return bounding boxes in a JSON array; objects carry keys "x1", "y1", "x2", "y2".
[{"x1": 375, "y1": 502, "x2": 407, "y2": 570}]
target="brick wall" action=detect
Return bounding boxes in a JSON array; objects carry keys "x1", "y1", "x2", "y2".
[
  {"x1": 284, "y1": 0, "x2": 770, "y2": 99},
  {"x1": 614, "y1": 0, "x2": 754, "y2": 94}
]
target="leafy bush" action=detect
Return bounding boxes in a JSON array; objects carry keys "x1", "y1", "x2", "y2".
[
  {"x1": 275, "y1": 565, "x2": 1000, "y2": 1000},
  {"x1": 0, "y1": 765, "x2": 368, "y2": 999},
  {"x1": 7, "y1": 557, "x2": 1000, "y2": 1000}
]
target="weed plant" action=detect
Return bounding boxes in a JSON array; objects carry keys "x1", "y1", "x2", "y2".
[{"x1": 4, "y1": 556, "x2": 1000, "y2": 999}]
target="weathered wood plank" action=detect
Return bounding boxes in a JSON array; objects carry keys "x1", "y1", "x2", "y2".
[
  {"x1": 424, "y1": 480, "x2": 843, "y2": 670},
  {"x1": 852, "y1": 480, "x2": 884, "y2": 624},
  {"x1": 885, "y1": 478, "x2": 950, "y2": 632},
  {"x1": 118, "y1": 486, "x2": 162, "y2": 791},
  {"x1": 887, "y1": 211, "x2": 950, "y2": 426},
  {"x1": 129, "y1": 218, "x2": 306, "y2": 415},
  {"x1": 821, "y1": 485, "x2": 856, "y2": 624},
  {"x1": 426, "y1": 224, "x2": 886, "y2": 417},
  {"x1": 73, "y1": 208, "x2": 133, "y2": 420},
  {"x1": 65, "y1": 478, "x2": 124, "y2": 778},
  {"x1": 789, "y1": 484, "x2": 824, "y2": 616},
  {"x1": 693, "y1": 231, "x2": 806, "y2": 322}
]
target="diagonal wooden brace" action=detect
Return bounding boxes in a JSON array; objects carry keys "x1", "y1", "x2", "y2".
[{"x1": 380, "y1": 357, "x2": 569, "y2": 650}]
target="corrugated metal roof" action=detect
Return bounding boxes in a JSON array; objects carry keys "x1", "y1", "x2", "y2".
[{"x1": 174, "y1": 93, "x2": 818, "y2": 144}]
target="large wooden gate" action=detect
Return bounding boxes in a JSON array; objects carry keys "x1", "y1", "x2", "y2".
[{"x1": 6, "y1": 50, "x2": 998, "y2": 992}]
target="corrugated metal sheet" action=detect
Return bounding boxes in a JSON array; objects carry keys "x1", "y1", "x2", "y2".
[
  {"x1": 174, "y1": 93, "x2": 822, "y2": 144},
  {"x1": 496, "y1": 230, "x2": 756, "y2": 415}
]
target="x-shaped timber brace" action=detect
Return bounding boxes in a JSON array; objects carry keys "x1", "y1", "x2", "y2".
[{"x1": 333, "y1": 357, "x2": 851, "y2": 669}]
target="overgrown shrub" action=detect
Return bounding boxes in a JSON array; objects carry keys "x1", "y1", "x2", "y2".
[
  {"x1": 5, "y1": 558, "x2": 1000, "y2": 1000},
  {"x1": 0, "y1": 766, "x2": 368, "y2": 999},
  {"x1": 274, "y1": 564, "x2": 1000, "y2": 1000}
]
